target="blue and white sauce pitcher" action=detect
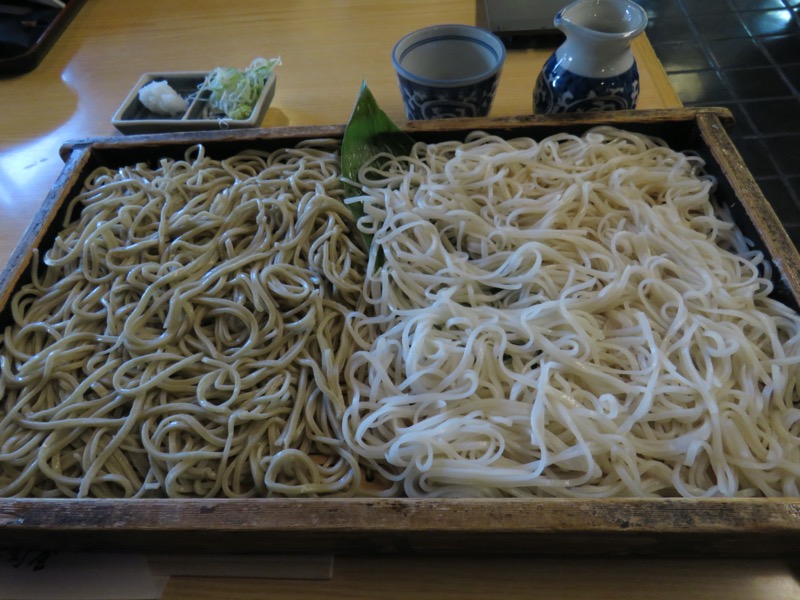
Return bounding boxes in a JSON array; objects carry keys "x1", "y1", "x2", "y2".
[{"x1": 533, "y1": 0, "x2": 648, "y2": 114}]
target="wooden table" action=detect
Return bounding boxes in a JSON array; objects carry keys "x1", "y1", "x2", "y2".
[
  {"x1": 4, "y1": 2, "x2": 798, "y2": 599},
  {"x1": 0, "y1": 0, "x2": 681, "y2": 269}
]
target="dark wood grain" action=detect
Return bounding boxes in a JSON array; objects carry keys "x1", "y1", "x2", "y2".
[{"x1": 1, "y1": 497, "x2": 800, "y2": 556}]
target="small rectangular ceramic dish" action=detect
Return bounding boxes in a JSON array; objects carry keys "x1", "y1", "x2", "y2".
[{"x1": 111, "y1": 70, "x2": 277, "y2": 135}]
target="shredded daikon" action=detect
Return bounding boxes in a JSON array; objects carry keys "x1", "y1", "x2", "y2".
[{"x1": 137, "y1": 80, "x2": 188, "y2": 116}]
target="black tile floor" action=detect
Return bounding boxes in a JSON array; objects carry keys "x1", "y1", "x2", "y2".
[{"x1": 637, "y1": 0, "x2": 800, "y2": 246}]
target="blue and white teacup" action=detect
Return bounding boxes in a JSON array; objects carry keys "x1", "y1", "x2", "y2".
[{"x1": 392, "y1": 24, "x2": 506, "y2": 120}]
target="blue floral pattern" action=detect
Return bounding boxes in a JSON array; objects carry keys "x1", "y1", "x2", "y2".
[
  {"x1": 397, "y1": 75, "x2": 500, "y2": 120},
  {"x1": 533, "y1": 54, "x2": 640, "y2": 114}
]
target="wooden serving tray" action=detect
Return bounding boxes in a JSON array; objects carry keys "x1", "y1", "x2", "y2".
[{"x1": 2, "y1": 108, "x2": 800, "y2": 558}]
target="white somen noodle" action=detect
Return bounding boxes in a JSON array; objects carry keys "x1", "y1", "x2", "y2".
[{"x1": 343, "y1": 127, "x2": 800, "y2": 498}]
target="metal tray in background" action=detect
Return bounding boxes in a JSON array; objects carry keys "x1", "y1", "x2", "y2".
[{"x1": 0, "y1": 0, "x2": 87, "y2": 75}]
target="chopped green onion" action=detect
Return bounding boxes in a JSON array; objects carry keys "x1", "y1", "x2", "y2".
[{"x1": 200, "y1": 57, "x2": 280, "y2": 120}]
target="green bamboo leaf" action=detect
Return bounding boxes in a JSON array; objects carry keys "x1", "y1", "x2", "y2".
[{"x1": 341, "y1": 81, "x2": 415, "y2": 253}]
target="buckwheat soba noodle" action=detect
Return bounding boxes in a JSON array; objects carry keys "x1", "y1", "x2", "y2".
[
  {"x1": 1, "y1": 127, "x2": 799, "y2": 498},
  {"x1": 0, "y1": 140, "x2": 367, "y2": 498}
]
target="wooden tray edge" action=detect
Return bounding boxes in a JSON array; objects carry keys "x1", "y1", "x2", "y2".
[
  {"x1": 0, "y1": 145, "x2": 92, "y2": 308},
  {"x1": 696, "y1": 112, "x2": 800, "y2": 299},
  {"x1": 2, "y1": 497, "x2": 799, "y2": 556},
  {"x1": 58, "y1": 107, "x2": 735, "y2": 160}
]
